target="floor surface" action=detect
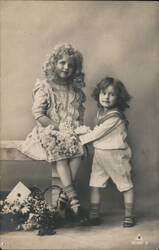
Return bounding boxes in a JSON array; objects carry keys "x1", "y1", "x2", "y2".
[{"x1": 0, "y1": 212, "x2": 158, "y2": 250}]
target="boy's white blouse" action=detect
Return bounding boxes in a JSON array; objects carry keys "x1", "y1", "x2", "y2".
[{"x1": 79, "y1": 114, "x2": 129, "y2": 150}]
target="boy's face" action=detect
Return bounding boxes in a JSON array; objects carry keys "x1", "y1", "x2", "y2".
[
  {"x1": 99, "y1": 85, "x2": 118, "y2": 109},
  {"x1": 55, "y1": 54, "x2": 75, "y2": 81}
]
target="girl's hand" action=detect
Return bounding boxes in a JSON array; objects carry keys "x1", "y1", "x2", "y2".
[
  {"x1": 52, "y1": 124, "x2": 59, "y2": 131},
  {"x1": 38, "y1": 116, "x2": 59, "y2": 130}
]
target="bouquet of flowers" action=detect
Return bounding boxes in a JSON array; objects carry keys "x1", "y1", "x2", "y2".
[
  {"x1": 0, "y1": 186, "x2": 57, "y2": 236},
  {"x1": 39, "y1": 125, "x2": 83, "y2": 160}
]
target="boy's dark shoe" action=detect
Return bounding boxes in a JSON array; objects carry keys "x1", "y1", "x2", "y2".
[{"x1": 80, "y1": 217, "x2": 101, "y2": 226}]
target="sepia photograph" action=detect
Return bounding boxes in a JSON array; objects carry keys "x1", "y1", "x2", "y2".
[{"x1": 0, "y1": 1, "x2": 159, "y2": 249}]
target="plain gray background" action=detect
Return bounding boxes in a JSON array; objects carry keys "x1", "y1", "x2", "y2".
[{"x1": 1, "y1": 1, "x2": 159, "y2": 216}]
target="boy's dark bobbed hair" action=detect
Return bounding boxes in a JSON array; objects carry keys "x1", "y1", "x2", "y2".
[{"x1": 92, "y1": 77, "x2": 131, "y2": 111}]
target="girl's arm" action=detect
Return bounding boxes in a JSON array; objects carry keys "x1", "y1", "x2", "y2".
[
  {"x1": 79, "y1": 116, "x2": 122, "y2": 145},
  {"x1": 32, "y1": 82, "x2": 59, "y2": 129}
]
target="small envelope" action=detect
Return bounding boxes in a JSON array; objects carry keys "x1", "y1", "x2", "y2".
[{"x1": 6, "y1": 181, "x2": 31, "y2": 203}]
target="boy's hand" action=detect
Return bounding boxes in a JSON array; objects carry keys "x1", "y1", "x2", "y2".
[{"x1": 75, "y1": 125, "x2": 91, "y2": 135}]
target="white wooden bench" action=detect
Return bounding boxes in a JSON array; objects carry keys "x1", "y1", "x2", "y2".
[{"x1": 0, "y1": 140, "x2": 62, "y2": 206}]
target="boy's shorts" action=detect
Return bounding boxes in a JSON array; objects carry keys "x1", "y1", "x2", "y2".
[{"x1": 89, "y1": 148, "x2": 133, "y2": 192}]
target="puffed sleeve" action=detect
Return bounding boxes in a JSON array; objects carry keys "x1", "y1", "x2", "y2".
[
  {"x1": 32, "y1": 79, "x2": 50, "y2": 120},
  {"x1": 79, "y1": 116, "x2": 122, "y2": 145}
]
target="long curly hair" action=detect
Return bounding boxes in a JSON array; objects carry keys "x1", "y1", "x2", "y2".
[
  {"x1": 92, "y1": 77, "x2": 131, "y2": 111},
  {"x1": 42, "y1": 43, "x2": 85, "y2": 91}
]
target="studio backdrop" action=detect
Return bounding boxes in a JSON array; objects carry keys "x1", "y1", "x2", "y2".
[{"x1": 1, "y1": 1, "x2": 158, "y2": 215}]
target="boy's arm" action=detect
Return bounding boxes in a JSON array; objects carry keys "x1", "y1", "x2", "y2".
[{"x1": 79, "y1": 116, "x2": 122, "y2": 145}]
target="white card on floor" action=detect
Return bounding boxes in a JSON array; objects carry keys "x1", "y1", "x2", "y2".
[{"x1": 6, "y1": 181, "x2": 31, "y2": 203}]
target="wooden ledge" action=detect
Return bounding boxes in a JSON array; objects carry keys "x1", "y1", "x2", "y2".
[
  {"x1": 0, "y1": 140, "x2": 60, "y2": 179},
  {"x1": 0, "y1": 140, "x2": 23, "y2": 149},
  {"x1": 0, "y1": 140, "x2": 32, "y2": 161},
  {"x1": 0, "y1": 140, "x2": 60, "y2": 178}
]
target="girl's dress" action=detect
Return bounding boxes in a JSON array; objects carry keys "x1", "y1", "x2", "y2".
[{"x1": 18, "y1": 78, "x2": 85, "y2": 162}]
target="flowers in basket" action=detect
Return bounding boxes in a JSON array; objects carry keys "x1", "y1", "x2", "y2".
[
  {"x1": 0, "y1": 199, "x2": 29, "y2": 230},
  {"x1": 0, "y1": 185, "x2": 57, "y2": 236}
]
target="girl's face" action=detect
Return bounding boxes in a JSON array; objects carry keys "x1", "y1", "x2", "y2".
[
  {"x1": 54, "y1": 54, "x2": 75, "y2": 81},
  {"x1": 99, "y1": 85, "x2": 118, "y2": 109}
]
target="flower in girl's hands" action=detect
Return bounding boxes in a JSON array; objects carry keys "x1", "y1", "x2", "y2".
[
  {"x1": 38, "y1": 125, "x2": 82, "y2": 159},
  {"x1": 75, "y1": 125, "x2": 91, "y2": 135},
  {"x1": 57, "y1": 132, "x2": 80, "y2": 157},
  {"x1": 44, "y1": 125, "x2": 55, "y2": 135},
  {"x1": 39, "y1": 125, "x2": 57, "y2": 148}
]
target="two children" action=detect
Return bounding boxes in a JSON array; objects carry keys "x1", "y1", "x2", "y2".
[
  {"x1": 20, "y1": 43, "x2": 135, "y2": 229},
  {"x1": 79, "y1": 77, "x2": 135, "y2": 227}
]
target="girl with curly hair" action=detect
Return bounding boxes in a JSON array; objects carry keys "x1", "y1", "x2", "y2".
[
  {"x1": 79, "y1": 77, "x2": 135, "y2": 227},
  {"x1": 19, "y1": 43, "x2": 86, "y2": 223}
]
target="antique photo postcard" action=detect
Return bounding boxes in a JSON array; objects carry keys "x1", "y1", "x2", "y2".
[{"x1": 0, "y1": 1, "x2": 158, "y2": 249}]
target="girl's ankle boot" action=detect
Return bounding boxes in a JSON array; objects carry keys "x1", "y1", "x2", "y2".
[
  {"x1": 57, "y1": 191, "x2": 68, "y2": 210},
  {"x1": 69, "y1": 197, "x2": 80, "y2": 216}
]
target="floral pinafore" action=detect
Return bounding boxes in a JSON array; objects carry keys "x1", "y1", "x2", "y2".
[{"x1": 18, "y1": 79, "x2": 85, "y2": 163}]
